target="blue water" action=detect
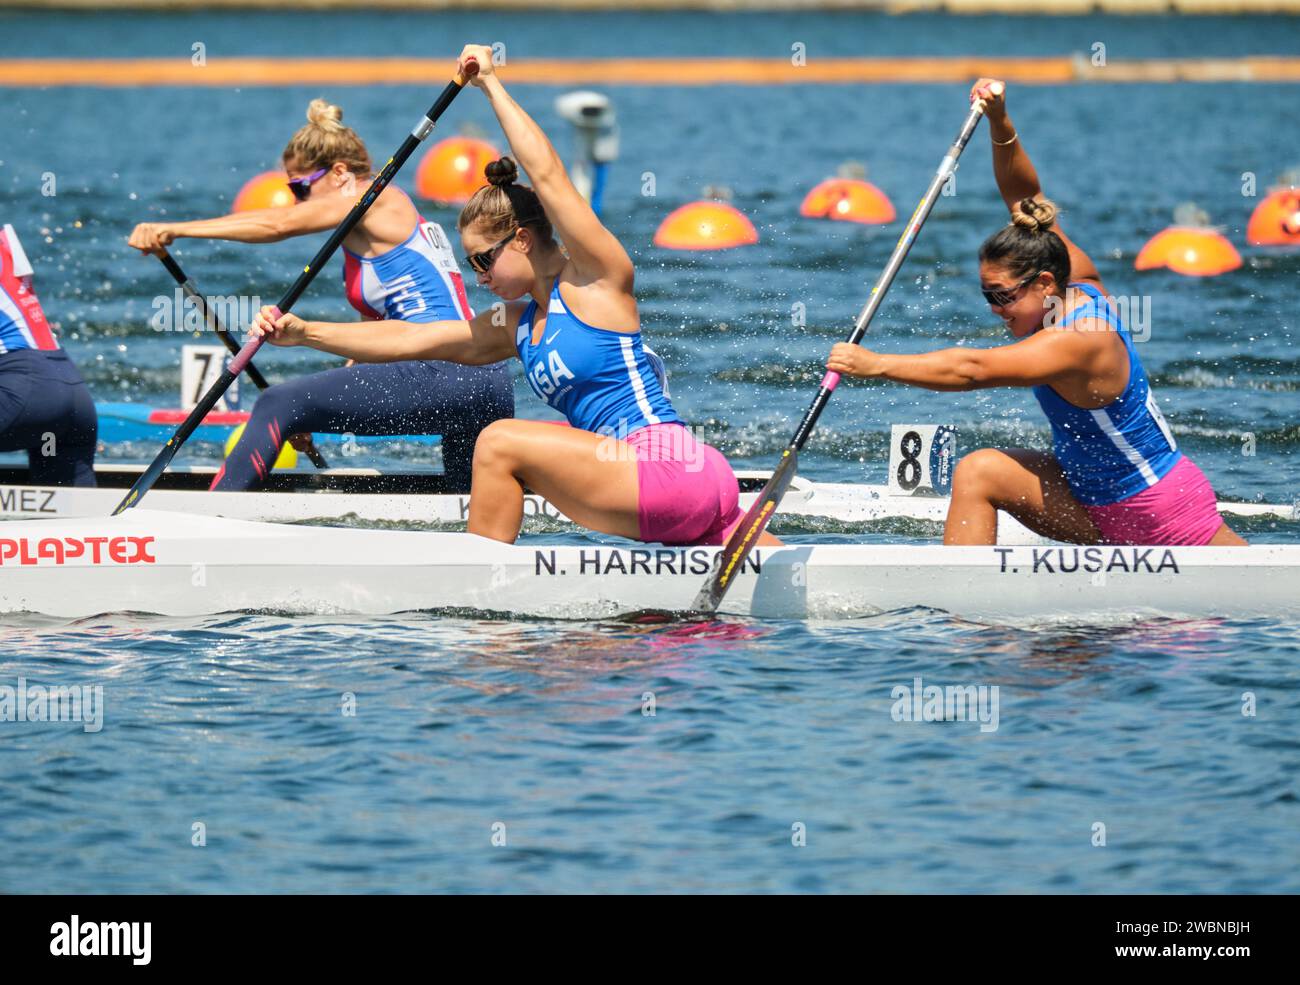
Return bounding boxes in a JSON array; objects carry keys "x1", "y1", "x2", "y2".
[{"x1": 1, "y1": 10, "x2": 1298, "y2": 893}]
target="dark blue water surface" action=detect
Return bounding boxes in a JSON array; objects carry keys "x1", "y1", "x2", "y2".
[{"x1": 1, "y1": 11, "x2": 1297, "y2": 893}]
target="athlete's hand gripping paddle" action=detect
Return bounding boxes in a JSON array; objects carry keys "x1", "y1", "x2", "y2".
[{"x1": 154, "y1": 246, "x2": 330, "y2": 470}]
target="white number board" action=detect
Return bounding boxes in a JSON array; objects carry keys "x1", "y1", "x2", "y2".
[
  {"x1": 181, "y1": 345, "x2": 238, "y2": 412},
  {"x1": 887, "y1": 424, "x2": 958, "y2": 497}
]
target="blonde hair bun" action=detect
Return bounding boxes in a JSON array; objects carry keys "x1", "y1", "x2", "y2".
[
  {"x1": 305, "y1": 98, "x2": 345, "y2": 133},
  {"x1": 1011, "y1": 197, "x2": 1058, "y2": 233},
  {"x1": 283, "y1": 99, "x2": 370, "y2": 176}
]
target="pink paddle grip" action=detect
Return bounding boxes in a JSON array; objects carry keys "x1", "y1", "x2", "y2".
[{"x1": 229, "y1": 305, "x2": 277, "y2": 375}]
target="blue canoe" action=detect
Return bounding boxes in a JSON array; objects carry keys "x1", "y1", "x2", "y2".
[{"x1": 95, "y1": 402, "x2": 442, "y2": 448}]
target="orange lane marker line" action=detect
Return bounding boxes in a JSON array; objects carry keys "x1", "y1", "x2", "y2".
[{"x1": 1, "y1": 56, "x2": 1298, "y2": 87}]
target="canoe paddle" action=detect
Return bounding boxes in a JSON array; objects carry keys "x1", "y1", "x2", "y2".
[
  {"x1": 113, "y1": 60, "x2": 479, "y2": 514},
  {"x1": 155, "y1": 246, "x2": 331, "y2": 470},
  {"x1": 692, "y1": 97, "x2": 990, "y2": 613}
]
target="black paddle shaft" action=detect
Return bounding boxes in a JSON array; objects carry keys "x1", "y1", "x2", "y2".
[
  {"x1": 114, "y1": 71, "x2": 473, "y2": 514},
  {"x1": 157, "y1": 248, "x2": 272, "y2": 391},
  {"x1": 693, "y1": 101, "x2": 987, "y2": 613},
  {"x1": 156, "y1": 247, "x2": 330, "y2": 469}
]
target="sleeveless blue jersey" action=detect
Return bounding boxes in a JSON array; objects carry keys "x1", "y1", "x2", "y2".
[
  {"x1": 1032, "y1": 282, "x2": 1181, "y2": 506},
  {"x1": 515, "y1": 278, "x2": 681, "y2": 436}
]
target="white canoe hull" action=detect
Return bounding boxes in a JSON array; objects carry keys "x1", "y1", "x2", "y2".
[
  {"x1": 0, "y1": 467, "x2": 969, "y2": 524},
  {"x1": 1, "y1": 510, "x2": 1296, "y2": 622},
  {"x1": 1, "y1": 468, "x2": 1290, "y2": 546},
  {"x1": 0, "y1": 466, "x2": 1045, "y2": 539}
]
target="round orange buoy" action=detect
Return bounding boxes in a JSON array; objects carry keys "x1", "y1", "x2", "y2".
[
  {"x1": 653, "y1": 202, "x2": 759, "y2": 251},
  {"x1": 232, "y1": 171, "x2": 295, "y2": 212},
  {"x1": 1134, "y1": 227, "x2": 1242, "y2": 277},
  {"x1": 414, "y1": 136, "x2": 500, "y2": 205},
  {"x1": 800, "y1": 178, "x2": 896, "y2": 225},
  {"x1": 1246, "y1": 188, "x2": 1300, "y2": 246}
]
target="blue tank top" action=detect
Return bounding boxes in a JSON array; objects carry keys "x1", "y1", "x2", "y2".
[
  {"x1": 515, "y1": 278, "x2": 681, "y2": 436},
  {"x1": 1032, "y1": 282, "x2": 1181, "y2": 506},
  {"x1": 343, "y1": 208, "x2": 472, "y2": 325}
]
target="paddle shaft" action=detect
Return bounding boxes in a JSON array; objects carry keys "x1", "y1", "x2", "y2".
[
  {"x1": 156, "y1": 248, "x2": 330, "y2": 469},
  {"x1": 794, "y1": 101, "x2": 986, "y2": 450},
  {"x1": 693, "y1": 101, "x2": 987, "y2": 612},
  {"x1": 114, "y1": 69, "x2": 474, "y2": 514}
]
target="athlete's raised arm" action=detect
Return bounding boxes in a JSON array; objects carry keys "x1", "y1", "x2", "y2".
[
  {"x1": 250, "y1": 303, "x2": 522, "y2": 366},
  {"x1": 971, "y1": 78, "x2": 1103, "y2": 291},
  {"x1": 459, "y1": 45, "x2": 634, "y2": 291}
]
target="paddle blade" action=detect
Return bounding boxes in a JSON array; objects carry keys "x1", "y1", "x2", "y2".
[
  {"x1": 691, "y1": 447, "x2": 798, "y2": 614},
  {"x1": 112, "y1": 439, "x2": 180, "y2": 514}
]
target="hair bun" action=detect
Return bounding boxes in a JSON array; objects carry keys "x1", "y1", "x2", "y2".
[
  {"x1": 306, "y1": 98, "x2": 345, "y2": 133},
  {"x1": 1011, "y1": 197, "x2": 1057, "y2": 233},
  {"x1": 485, "y1": 156, "x2": 519, "y2": 188}
]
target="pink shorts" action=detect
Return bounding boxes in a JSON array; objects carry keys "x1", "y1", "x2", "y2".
[
  {"x1": 1083, "y1": 456, "x2": 1224, "y2": 546},
  {"x1": 627, "y1": 423, "x2": 743, "y2": 545}
]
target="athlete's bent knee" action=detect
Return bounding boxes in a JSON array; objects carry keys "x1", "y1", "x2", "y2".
[
  {"x1": 471, "y1": 419, "x2": 520, "y2": 472},
  {"x1": 246, "y1": 383, "x2": 306, "y2": 430},
  {"x1": 952, "y1": 448, "x2": 1009, "y2": 499}
]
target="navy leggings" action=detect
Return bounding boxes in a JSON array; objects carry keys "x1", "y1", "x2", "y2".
[
  {"x1": 210, "y1": 358, "x2": 514, "y2": 491},
  {"x1": 0, "y1": 348, "x2": 97, "y2": 486}
]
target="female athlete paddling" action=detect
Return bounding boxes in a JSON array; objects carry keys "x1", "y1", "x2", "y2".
[
  {"x1": 248, "y1": 46, "x2": 767, "y2": 547},
  {"x1": 128, "y1": 98, "x2": 513, "y2": 491},
  {"x1": 826, "y1": 79, "x2": 1245, "y2": 548}
]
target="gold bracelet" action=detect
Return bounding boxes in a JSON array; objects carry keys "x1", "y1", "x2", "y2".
[{"x1": 992, "y1": 131, "x2": 1018, "y2": 147}]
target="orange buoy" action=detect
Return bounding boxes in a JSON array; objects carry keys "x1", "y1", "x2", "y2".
[
  {"x1": 653, "y1": 202, "x2": 759, "y2": 251},
  {"x1": 800, "y1": 177, "x2": 896, "y2": 225},
  {"x1": 414, "y1": 136, "x2": 500, "y2": 205},
  {"x1": 1246, "y1": 188, "x2": 1300, "y2": 246},
  {"x1": 232, "y1": 171, "x2": 295, "y2": 212},
  {"x1": 1134, "y1": 227, "x2": 1242, "y2": 277}
]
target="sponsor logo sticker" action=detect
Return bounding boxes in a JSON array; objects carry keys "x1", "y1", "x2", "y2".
[{"x1": 0, "y1": 536, "x2": 156, "y2": 566}]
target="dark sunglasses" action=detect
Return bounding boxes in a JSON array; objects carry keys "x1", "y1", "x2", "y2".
[
  {"x1": 287, "y1": 167, "x2": 329, "y2": 202},
  {"x1": 981, "y1": 271, "x2": 1041, "y2": 307},
  {"x1": 464, "y1": 228, "x2": 518, "y2": 274}
]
